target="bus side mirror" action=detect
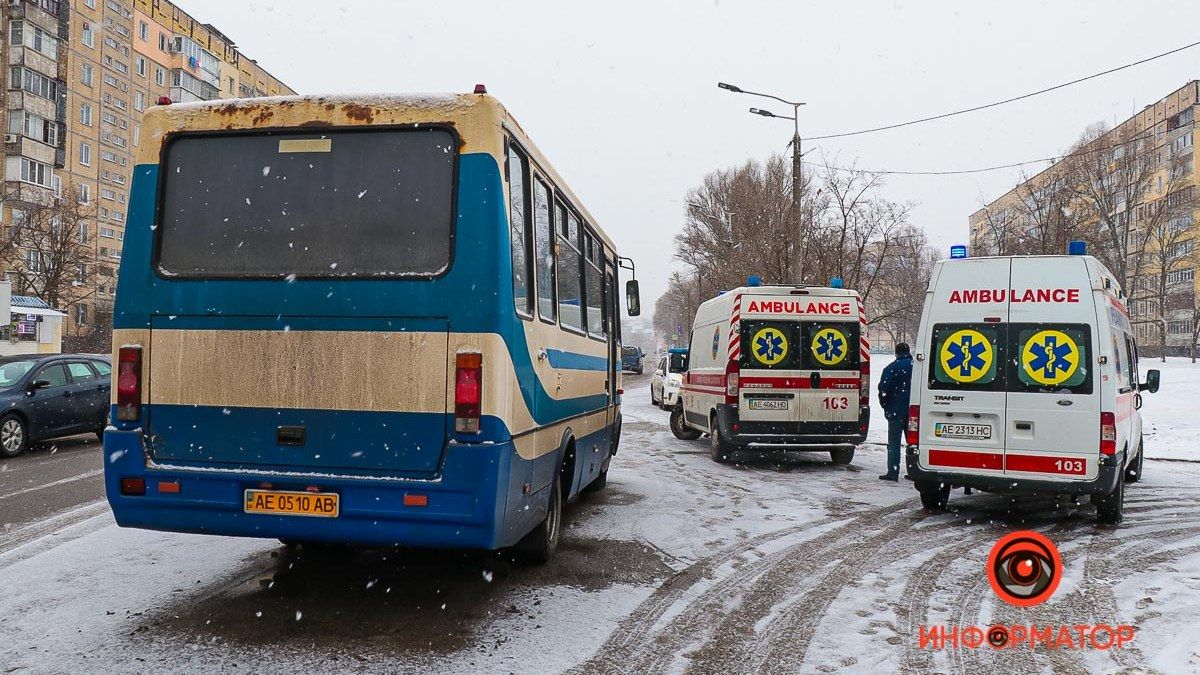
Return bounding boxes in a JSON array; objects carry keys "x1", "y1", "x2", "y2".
[
  {"x1": 1140, "y1": 369, "x2": 1160, "y2": 394},
  {"x1": 625, "y1": 280, "x2": 641, "y2": 316}
]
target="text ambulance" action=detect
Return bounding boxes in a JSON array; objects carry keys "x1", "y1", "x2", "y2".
[
  {"x1": 905, "y1": 251, "x2": 1160, "y2": 524},
  {"x1": 670, "y1": 279, "x2": 870, "y2": 464}
]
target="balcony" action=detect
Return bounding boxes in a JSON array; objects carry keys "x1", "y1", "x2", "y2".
[{"x1": 2, "y1": 134, "x2": 59, "y2": 166}]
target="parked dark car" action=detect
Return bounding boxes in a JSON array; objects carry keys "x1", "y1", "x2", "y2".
[
  {"x1": 0, "y1": 354, "x2": 111, "y2": 457},
  {"x1": 621, "y1": 346, "x2": 645, "y2": 374}
]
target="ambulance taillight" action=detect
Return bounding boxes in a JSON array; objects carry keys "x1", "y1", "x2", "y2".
[
  {"x1": 905, "y1": 405, "x2": 920, "y2": 446},
  {"x1": 455, "y1": 353, "x2": 483, "y2": 434},
  {"x1": 725, "y1": 359, "x2": 740, "y2": 405},
  {"x1": 1100, "y1": 411, "x2": 1117, "y2": 455},
  {"x1": 859, "y1": 362, "x2": 870, "y2": 407}
]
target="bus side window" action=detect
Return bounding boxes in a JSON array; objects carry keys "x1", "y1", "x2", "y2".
[
  {"x1": 507, "y1": 145, "x2": 532, "y2": 317},
  {"x1": 584, "y1": 233, "x2": 604, "y2": 339},
  {"x1": 1125, "y1": 334, "x2": 1138, "y2": 389},
  {"x1": 533, "y1": 178, "x2": 555, "y2": 322},
  {"x1": 557, "y1": 209, "x2": 584, "y2": 332}
]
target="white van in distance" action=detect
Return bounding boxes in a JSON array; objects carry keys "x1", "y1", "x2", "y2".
[
  {"x1": 905, "y1": 247, "x2": 1160, "y2": 524},
  {"x1": 670, "y1": 278, "x2": 870, "y2": 464}
]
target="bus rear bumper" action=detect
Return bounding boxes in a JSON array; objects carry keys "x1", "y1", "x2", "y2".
[{"x1": 103, "y1": 429, "x2": 528, "y2": 550}]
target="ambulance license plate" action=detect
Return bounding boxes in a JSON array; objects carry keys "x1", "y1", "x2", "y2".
[
  {"x1": 748, "y1": 398, "x2": 788, "y2": 411},
  {"x1": 244, "y1": 489, "x2": 340, "y2": 518},
  {"x1": 934, "y1": 423, "x2": 991, "y2": 440}
]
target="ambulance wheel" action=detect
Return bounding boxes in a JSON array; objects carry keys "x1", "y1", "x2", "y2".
[
  {"x1": 1095, "y1": 469, "x2": 1125, "y2": 525},
  {"x1": 670, "y1": 405, "x2": 701, "y2": 441},
  {"x1": 916, "y1": 481, "x2": 950, "y2": 511},
  {"x1": 829, "y1": 447, "x2": 855, "y2": 465},
  {"x1": 1125, "y1": 438, "x2": 1143, "y2": 484},
  {"x1": 709, "y1": 415, "x2": 737, "y2": 464},
  {"x1": 517, "y1": 475, "x2": 562, "y2": 563}
]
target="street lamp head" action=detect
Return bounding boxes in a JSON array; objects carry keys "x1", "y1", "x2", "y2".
[
  {"x1": 749, "y1": 108, "x2": 774, "y2": 117},
  {"x1": 717, "y1": 82, "x2": 743, "y2": 93}
]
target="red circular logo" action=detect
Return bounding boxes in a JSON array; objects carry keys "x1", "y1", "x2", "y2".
[{"x1": 986, "y1": 531, "x2": 1062, "y2": 607}]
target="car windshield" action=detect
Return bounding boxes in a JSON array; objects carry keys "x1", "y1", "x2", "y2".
[{"x1": 0, "y1": 360, "x2": 37, "y2": 388}]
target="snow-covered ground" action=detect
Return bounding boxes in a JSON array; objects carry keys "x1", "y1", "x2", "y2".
[
  {"x1": 0, "y1": 363, "x2": 1198, "y2": 673},
  {"x1": 1139, "y1": 357, "x2": 1200, "y2": 462}
]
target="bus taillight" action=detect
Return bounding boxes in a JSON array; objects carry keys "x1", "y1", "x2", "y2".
[
  {"x1": 1100, "y1": 412, "x2": 1117, "y2": 455},
  {"x1": 455, "y1": 353, "x2": 483, "y2": 434},
  {"x1": 116, "y1": 346, "x2": 142, "y2": 421},
  {"x1": 859, "y1": 361, "x2": 870, "y2": 407}
]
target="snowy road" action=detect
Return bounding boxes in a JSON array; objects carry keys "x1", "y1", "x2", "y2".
[{"x1": 1, "y1": 367, "x2": 1199, "y2": 673}]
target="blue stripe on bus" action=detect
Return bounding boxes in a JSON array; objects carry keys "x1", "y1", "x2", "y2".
[
  {"x1": 545, "y1": 349, "x2": 609, "y2": 371},
  {"x1": 113, "y1": 154, "x2": 611, "y2": 429}
]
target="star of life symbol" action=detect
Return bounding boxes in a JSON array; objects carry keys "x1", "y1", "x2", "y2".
[
  {"x1": 812, "y1": 328, "x2": 847, "y2": 366},
  {"x1": 752, "y1": 327, "x2": 788, "y2": 365},
  {"x1": 940, "y1": 329, "x2": 993, "y2": 383},
  {"x1": 1022, "y1": 330, "x2": 1079, "y2": 386}
]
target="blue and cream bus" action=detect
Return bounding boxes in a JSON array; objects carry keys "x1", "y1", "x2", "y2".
[{"x1": 104, "y1": 90, "x2": 640, "y2": 561}]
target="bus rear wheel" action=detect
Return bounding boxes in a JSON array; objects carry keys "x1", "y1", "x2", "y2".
[
  {"x1": 517, "y1": 475, "x2": 562, "y2": 564},
  {"x1": 670, "y1": 405, "x2": 701, "y2": 441}
]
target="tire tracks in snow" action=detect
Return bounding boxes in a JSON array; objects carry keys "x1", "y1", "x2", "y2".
[{"x1": 570, "y1": 500, "x2": 918, "y2": 674}]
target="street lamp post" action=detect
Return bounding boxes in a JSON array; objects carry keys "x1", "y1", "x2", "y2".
[{"x1": 718, "y1": 82, "x2": 806, "y2": 282}]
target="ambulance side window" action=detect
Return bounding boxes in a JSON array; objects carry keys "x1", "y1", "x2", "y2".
[
  {"x1": 1110, "y1": 333, "x2": 1128, "y2": 391},
  {"x1": 928, "y1": 323, "x2": 1004, "y2": 391},
  {"x1": 1123, "y1": 335, "x2": 1138, "y2": 392},
  {"x1": 1009, "y1": 324, "x2": 1092, "y2": 394}
]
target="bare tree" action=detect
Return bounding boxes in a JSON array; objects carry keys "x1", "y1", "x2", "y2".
[{"x1": 1, "y1": 181, "x2": 113, "y2": 317}]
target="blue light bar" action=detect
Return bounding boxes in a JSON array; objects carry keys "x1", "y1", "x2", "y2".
[
  {"x1": 830, "y1": 277, "x2": 844, "y2": 289},
  {"x1": 1068, "y1": 240, "x2": 1087, "y2": 255},
  {"x1": 950, "y1": 244, "x2": 968, "y2": 259},
  {"x1": 746, "y1": 275, "x2": 762, "y2": 287}
]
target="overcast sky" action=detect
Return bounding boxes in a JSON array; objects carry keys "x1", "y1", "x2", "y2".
[{"x1": 200, "y1": 0, "x2": 1200, "y2": 325}]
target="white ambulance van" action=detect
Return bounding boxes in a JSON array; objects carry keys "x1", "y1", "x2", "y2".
[
  {"x1": 670, "y1": 278, "x2": 870, "y2": 464},
  {"x1": 905, "y1": 249, "x2": 1160, "y2": 524}
]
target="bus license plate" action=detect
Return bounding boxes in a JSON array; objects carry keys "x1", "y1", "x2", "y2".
[
  {"x1": 748, "y1": 399, "x2": 788, "y2": 411},
  {"x1": 934, "y1": 423, "x2": 991, "y2": 440},
  {"x1": 244, "y1": 489, "x2": 340, "y2": 518}
]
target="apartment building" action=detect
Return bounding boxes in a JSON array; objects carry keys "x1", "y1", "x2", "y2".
[
  {"x1": 970, "y1": 81, "x2": 1199, "y2": 352},
  {"x1": 2, "y1": 0, "x2": 293, "y2": 349}
]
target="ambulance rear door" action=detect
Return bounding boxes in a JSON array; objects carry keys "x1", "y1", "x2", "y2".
[
  {"x1": 738, "y1": 293, "x2": 860, "y2": 425},
  {"x1": 919, "y1": 258, "x2": 1011, "y2": 478},
  {"x1": 1003, "y1": 256, "x2": 1100, "y2": 482}
]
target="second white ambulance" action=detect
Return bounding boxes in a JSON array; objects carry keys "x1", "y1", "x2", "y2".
[
  {"x1": 905, "y1": 248, "x2": 1160, "y2": 524},
  {"x1": 670, "y1": 278, "x2": 870, "y2": 464}
]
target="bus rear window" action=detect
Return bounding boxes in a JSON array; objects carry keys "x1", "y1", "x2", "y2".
[
  {"x1": 156, "y1": 128, "x2": 456, "y2": 278},
  {"x1": 740, "y1": 320, "x2": 801, "y2": 370},
  {"x1": 800, "y1": 321, "x2": 860, "y2": 370},
  {"x1": 929, "y1": 323, "x2": 1004, "y2": 391}
]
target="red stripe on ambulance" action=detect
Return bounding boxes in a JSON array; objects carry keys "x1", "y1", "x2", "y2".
[{"x1": 928, "y1": 449, "x2": 1003, "y2": 471}]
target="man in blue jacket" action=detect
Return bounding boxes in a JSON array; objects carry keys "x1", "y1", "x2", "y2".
[{"x1": 877, "y1": 342, "x2": 913, "y2": 482}]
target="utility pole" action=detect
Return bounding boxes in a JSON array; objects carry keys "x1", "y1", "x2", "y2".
[{"x1": 718, "y1": 82, "x2": 807, "y2": 282}]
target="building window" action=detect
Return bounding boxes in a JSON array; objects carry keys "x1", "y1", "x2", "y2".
[
  {"x1": 100, "y1": 226, "x2": 115, "y2": 238},
  {"x1": 155, "y1": 67, "x2": 165, "y2": 86},
  {"x1": 27, "y1": 250, "x2": 40, "y2": 273},
  {"x1": 82, "y1": 23, "x2": 94, "y2": 48},
  {"x1": 100, "y1": 188, "x2": 115, "y2": 201},
  {"x1": 10, "y1": 67, "x2": 61, "y2": 101},
  {"x1": 158, "y1": 33, "x2": 168, "y2": 52},
  {"x1": 136, "y1": 56, "x2": 146, "y2": 76},
  {"x1": 80, "y1": 103, "x2": 93, "y2": 126},
  {"x1": 75, "y1": 304, "x2": 87, "y2": 326},
  {"x1": 79, "y1": 142, "x2": 91, "y2": 166},
  {"x1": 138, "y1": 20, "x2": 148, "y2": 41},
  {"x1": 81, "y1": 63, "x2": 93, "y2": 87},
  {"x1": 19, "y1": 158, "x2": 53, "y2": 188},
  {"x1": 228, "y1": 76, "x2": 235, "y2": 94},
  {"x1": 134, "y1": 90, "x2": 145, "y2": 111},
  {"x1": 78, "y1": 223, "x2": 88, "y2": 244},
  {"x1": 79, "y1": 184, "x2": 90, "y2": 203},
  {"x1": 84, "y1": 0, "x2": 95, "y2": 7}
]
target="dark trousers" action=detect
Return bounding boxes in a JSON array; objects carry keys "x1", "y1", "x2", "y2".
[{"x1": 885, "y1": 415, "x2": 904, "y2": 478}]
